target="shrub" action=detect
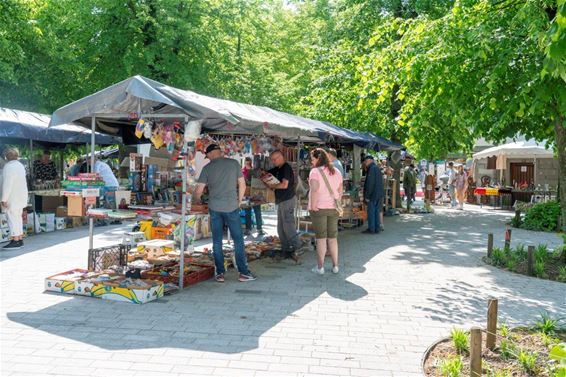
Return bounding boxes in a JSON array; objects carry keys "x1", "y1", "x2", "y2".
[
  {"x1": 518, "y1": 350, "x2": 538, "y2": 374},
  {"x1": 439, "y1": 356, "x2": 463, "y2": 377},
  {"x1": 522, "y1": 201, "x2": 560, "y2": 232},
  {"x1": 499, "y1": 339, "x2": 518, "y2": 360},
  {"x1": 505, "y1": 258, "x2": 516, "y2": 271},
  {"x1": 558, "y1": 266, "x2": 566, "y2": 283},
  {"x1": 450, "y1": 328, "x2": 469, "y2": 355},
  {"x1": 491, "y1": 247, "x2": 506, "y2": 267},
  {"x1": 534, "y1": 260, "x2": 547, "y2": 278},
  {"x1": 499, "y1": 323, "x2": 510, "y2": 338},
  {"x1": 535, "y1": 312, "x2": 561, "y2": 335},
  {"x1": 514, "y1": 244, "x2": 528, "y2": 261},
  {"x1": 535, "y1": 244, "x2": 550, "y2": 262}
]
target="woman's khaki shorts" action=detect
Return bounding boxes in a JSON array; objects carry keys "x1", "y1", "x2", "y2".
[{"x1": 310, "y1": 209, "x2": 339, "y2": 239}]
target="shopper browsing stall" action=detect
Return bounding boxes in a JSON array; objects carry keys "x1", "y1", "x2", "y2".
[
  {"x1": 403, "y1": 164, "x2": 417, "y2": 210},
  {"x1": 327, "y1": 148, "x2": 345, "y2": 178},
  {"x1": 193, "y1": 144, "x2": 256, "y2": 283},
  {"x1": 242, "y1": 157, "x2": 264, "y2": 236},
  {"x1": 308, "y1": 148, "x2": 343, "y2": 275},
  {"x1": 265, "y1": 150, "x2": 303, "y2": 263},
  {"x1": 1, "y1": 148, "x2": 28, "y2": 249},
  {"x1": 362, "y1": 155, "x2": 384, "y2": 234}
]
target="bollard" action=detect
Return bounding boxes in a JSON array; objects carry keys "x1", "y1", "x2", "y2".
[
  {"x1": 504, "y1": 227, "x2": 512, "y2": 249},
  {"x1": 487, "y1": 233, "x2": 494, "y2": 258},
  {"x1": 527, "y1": 246, "x2": 535, "y2": 276},
  {"x1": 470, "y1": 327, "x2": 482, "y2": 376},
  {"x1": 486, "y1": 299, "x2": 498, "y2": 350}
]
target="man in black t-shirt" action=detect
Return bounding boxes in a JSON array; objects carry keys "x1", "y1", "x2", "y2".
[{"x1": 266, "y1": 150, "x2": 302, "y2": 263}]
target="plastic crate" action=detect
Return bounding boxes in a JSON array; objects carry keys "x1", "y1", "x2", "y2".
[
  {"x1": 150, "y1": 226, "x2": 173, "y2": 240},
  {"x1": 88, "y1": 244, "x2": 130, "y2": 272}
]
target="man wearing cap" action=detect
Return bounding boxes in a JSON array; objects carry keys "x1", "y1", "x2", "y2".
[
  {"x1": 193, "y1": 144, "x2": 256, "y2": 282},
  {"x1": 362, "y1": 155, "x2": 384, "y2": 234}
]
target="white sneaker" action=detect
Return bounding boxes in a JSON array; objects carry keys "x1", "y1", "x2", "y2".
[
  {"x1": 311, "y1": 266, "x2": 324, "y2": 275},
  {"x1": 332, "y1": 266, "x2": 339, "y2": 274}
]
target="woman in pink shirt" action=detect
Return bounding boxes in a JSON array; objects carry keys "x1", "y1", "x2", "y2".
[{"x1": 308, "y1": 148, "x2": 343, "y2": 275}]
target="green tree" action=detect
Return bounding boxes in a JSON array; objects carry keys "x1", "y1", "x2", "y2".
[{"x1": 358, "y1": 0, "x2": 566, "y2": 229}]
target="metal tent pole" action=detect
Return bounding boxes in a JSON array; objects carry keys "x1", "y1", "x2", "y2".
[
  {"x1": 88, "y1": 116, "x2": 96, "y2": 250},
  {"x1": 296, "y1": 136, "x2": 301, "y2": 231},
  {"x1": 178, "y1": 116, "x2": 189, "y2": 290}
]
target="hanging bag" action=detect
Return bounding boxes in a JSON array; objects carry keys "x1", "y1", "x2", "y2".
[{"x1": 318, "y1": 167, "x2": 344, "y2": 217}]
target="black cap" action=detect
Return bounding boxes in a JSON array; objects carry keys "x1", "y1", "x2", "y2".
[
  {"x1": 363, "y1": 155, "x2": 374, "y2": 162},
  {"x1": 205, "y1": 144, "x2": 221, "y2": 156}
]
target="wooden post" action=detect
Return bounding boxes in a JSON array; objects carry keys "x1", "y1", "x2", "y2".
[
  {"x1": 504, "y1": 227, "x2": 512, "y2": 249},
  {"x1": 527, "y1": 246, "x2": 535, "y2": 276},
  {"x1": 470, "y1": 327, "x2": 482, "y2": 377},
  {"x1": 486, "y1": 299, "x2": 498, "y2": 350},
  {"x1": 487, "y1": 233, "x2": 493, "y2": 258}
]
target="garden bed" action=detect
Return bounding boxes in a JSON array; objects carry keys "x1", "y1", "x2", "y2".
[
  {"x1": 423, "y1": 325, "x2": 566, "y2": 376},
  {"x1": 483, "y1": 242, "x2": 566, "y2": 283}
]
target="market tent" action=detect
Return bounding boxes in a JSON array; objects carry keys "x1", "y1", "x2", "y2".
[
  {"x1": 363, "y1": 132, "x2": 405, "y2": 152},
  {"x1": 472, "y1": 139, "x2": 553, "y2": 160},
  {"x1": 49, "y1": 75, "x2": 376, "y2": 144},
  {"x1": 0, "y1": 107, "x2": 119, "y2": 146}
]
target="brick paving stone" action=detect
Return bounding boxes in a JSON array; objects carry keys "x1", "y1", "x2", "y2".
[{"x1": 1, "y1": 207, "x2": 565, "y2": 376}]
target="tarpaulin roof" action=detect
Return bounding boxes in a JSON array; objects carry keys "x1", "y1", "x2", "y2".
[
  {"x1": 49, "y1": 75, "x2": 402, "y2": 149},
  {"x1": 473, "y1": 139, "x2": 553, "y2": 160},
  {"x1": 0, "y1": 108, "x2": 119, "y2": 146}
]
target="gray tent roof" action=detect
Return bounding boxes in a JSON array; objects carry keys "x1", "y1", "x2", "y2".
[
  {"x1": 0, "y1": 107, "x2": 119, "y2": 146},
  {"x1": 49, "y1": 75, "x2": 402, "y2": 149}
]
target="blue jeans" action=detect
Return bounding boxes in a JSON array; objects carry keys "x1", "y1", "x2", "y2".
[
  {"x1": 210, "y1": 209, "x2": 249, "y2": 276},
  {"x1": 367, "y1": 199, "x2": 382, "y2": 233},
  {"x1": 245, "y1": 205, "x2": 263, "y2": 231}
]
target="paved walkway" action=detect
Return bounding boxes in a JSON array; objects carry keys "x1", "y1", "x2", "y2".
[{"x1": 1, "y1": 205, "x2": 564, "y2": 376}]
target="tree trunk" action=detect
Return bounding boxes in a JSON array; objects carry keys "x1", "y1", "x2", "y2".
[{"x1": 555, "y1": 115, "x2": 566, "y2": 232}]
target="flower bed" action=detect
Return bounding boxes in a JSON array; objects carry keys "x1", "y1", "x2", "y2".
[{"x1": 423, "y1": 320, "x2": 566, "y2": 376}]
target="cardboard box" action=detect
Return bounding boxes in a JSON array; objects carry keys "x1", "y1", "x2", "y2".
[
  {"x1": 251, "y1": 188, "x2": 275, "y2": 203},
  {"x1": 69, "y1": 217, "x2": 85, "y2": 228},
  {"x1": 55, "y1": 217, "x2": 66, "y2": 230},
  {"x1": 44, "y1": 269, "x2": 88, "y2": 293},
  {"x1": 68, "y1": 196, "x2": 85, "y2": 217},
  {"x1": 41, "y1": 196, "x2": 66, "y2": 212},
  {"x1": 0, "y1": 213, "x2": 8, "y2": 229},
  {"x1": 87, "y1": 279, "x2": 164, "y2": 304},
  {"x1": 39, "y1": 213, "x2": 55, "y2": 232},
  {"x1": 56, "y1": 206, "x2": 68, "y2": 218}
]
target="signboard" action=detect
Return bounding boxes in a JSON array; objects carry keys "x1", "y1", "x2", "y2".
[{"x1": 520, "y1": 166, "x2": 527, "y2": 172}]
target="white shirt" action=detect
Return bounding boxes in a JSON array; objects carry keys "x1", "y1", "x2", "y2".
[
  {"x1": 94, "y1": 161, "x2": 119, "y2": 187},
  {"x1": 1, "y1": 160, "x2": 29, "y2": 208}
]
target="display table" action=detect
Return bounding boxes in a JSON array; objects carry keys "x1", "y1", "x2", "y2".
[{"x1": 474, "y1": 187, "x2": 512, "y2": 209}]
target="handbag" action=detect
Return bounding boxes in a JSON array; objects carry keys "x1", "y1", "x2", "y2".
[{"x1": 318, "y1": 167, "x2": 344, "y2": 217}]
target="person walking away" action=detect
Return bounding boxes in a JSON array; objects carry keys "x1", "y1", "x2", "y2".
[
  {"x1": 242, "y1": 157, "x2": 264, "y2": 236},
  {"x1": 446, "y1": 162, "x2": 457, "y2": 208},
  {"x1": 327, "y1": 148, "x2": 345, "y2": 178},
  {"x1": 362, "y1": 155, "x2": 384, "y2": 234},
  {"x1": 403, "y1": 164, "x2": 416, "y2": 210},
  {"x1": 194, "y1": 144, "x2": 255, "y2": 282},
  {"x1": 308, "y1": 148, "x2": 343, "y2": 275},
  {"x1": 1, "y1": 148, "x2": 29, "y2": 249},
  {"x1": 411, "y1": 165, "x2": 417, "y2": 202},
  {"x1": 453, "y1": 165, "x2": 468, "y2": 210},
  {"x1": 266, "y1": 150, "x2": 304, "y2": 263}
]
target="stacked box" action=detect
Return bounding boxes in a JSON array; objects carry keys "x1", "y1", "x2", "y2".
[
  {"x1": 55, "y1": 217, "x2": 66, "y2": 230},
  {"x1": 0, "y1": 214, "x2": 9, "y2": 242},
  {"x1": 38, "y1": 213, "x2": 55, "y2": 232}
]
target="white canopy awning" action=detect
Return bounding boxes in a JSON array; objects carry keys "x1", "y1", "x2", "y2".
[{"x1": 473, "y1": 139, "x2": 553, "y2": 160}]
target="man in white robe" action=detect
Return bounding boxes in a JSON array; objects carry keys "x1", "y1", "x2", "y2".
[{"x1": 1, "y1": 148, "x2": 29, "y2": 249}]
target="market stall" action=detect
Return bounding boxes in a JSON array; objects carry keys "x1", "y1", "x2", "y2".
[
  {"x1": 46, "y1": 75, "x2": 398, "y2": 298},
  {"x1": 472, "y1": 139, "x2": 557, "y2": 208},
  {"x1": 0, "y1": 108, "x2": 120, "y2": 241}
]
